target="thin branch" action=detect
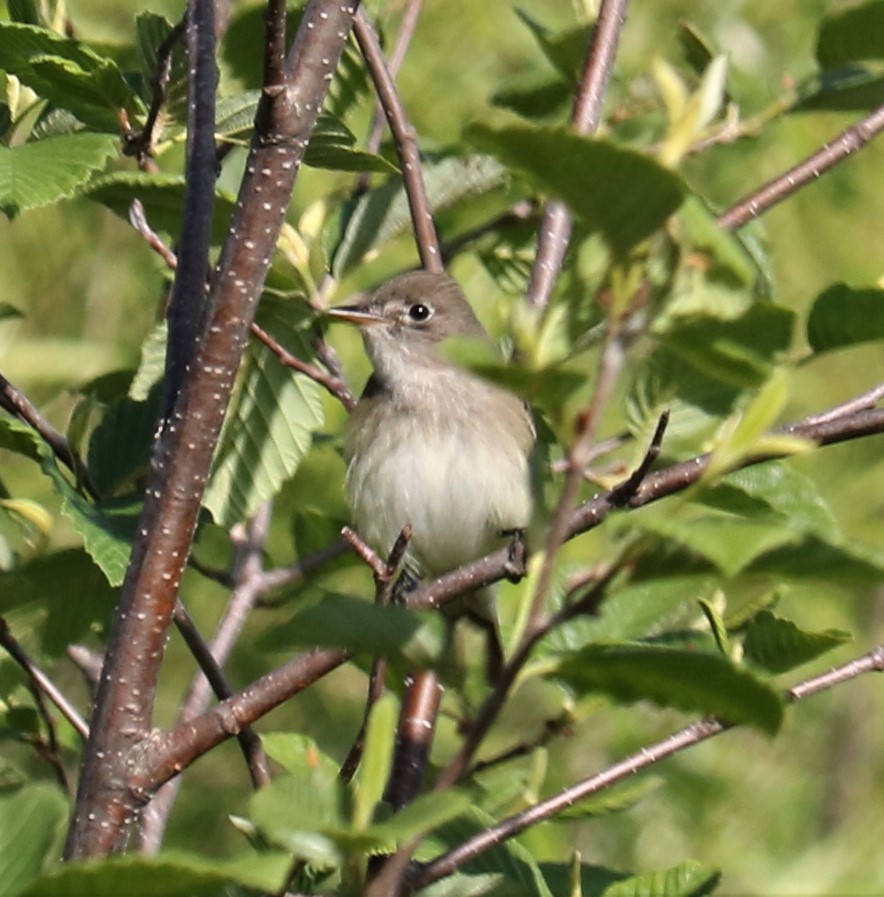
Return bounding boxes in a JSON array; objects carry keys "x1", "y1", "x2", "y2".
[
  {"x1": 251, "y1": 321, "x2": 356, "y2": 411},
  {"x1": 717, "y1": 103, "x2": 884, "y2": 232},
  {"x1": 526, "y1": 0, "x2": 631, "y2": 308},
  {"x1": 353, "y1": 7, "x2": 442, "y2": 271},
  {"x1": 0, "y1": 372, "x2": 96, "y2": 498},
  {"x1": 410, "y1": 645, "x2": 884, "y2": 890},
  {"x1": 129, "y1": 201, "x2": 179, "y2": 269},
  {"x1": 0, "y1": 616, "x2": 89, "y2": 739},
  {"x1": 799, "y1": 381, "x2": 884, "y2": 426}
]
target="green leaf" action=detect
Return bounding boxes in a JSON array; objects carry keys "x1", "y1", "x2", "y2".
[
  {"x1": 751, "y1": 535, "x2": 884, "y2": 584},
  {"x1": 465, "y1": 122, "x2": 685, "y2": 254},
  {"x1": 81, "y1": 171, "x2": 239, "y2": 245},
  {"x1": 634, "y1": 506, "x2": 799, "y2": 578},
  {"x1": 249, "y1": 769, "x2": 349, "y2": 867},
  {"x1": 601, "y1": 860, "x2": 720, "y2": 897},
  {"x1": 816, "y1": 1, "x2": 884, "y2": 68},
  {"x1": 259, "y1": 593, "x2": 444, "y2": 666},
  {"x1": 134, "y1": 13, "x2": 188, "y2": 122},
  {"x1": 806, "y1": 283, "x2": 884, "y2": 353},
  {"x1": 87, "y1": 383, "x2": 161, "y2": 498},
  {"x1": 0, "y1": 784, "x2": 67, "y2": 897},
  {"x1": 0, "y1": 133, "x2": 117, "y2": 218},
  {"x1": 202, "y1": 298, "x2": 324, "y2": 526},
  {"x1": 514, "y1": 12, "x2": 594, "y2": 83},
  {"x1": 370, "y1": 789, "x2": 474, "y2": 844},
  {"x1": 260, "y1": 733, "x2": 341, "y2": 779},
  {"x1": 795, "y1": 66, "x2": 884, "y2": 112},
  {"x1": 554, "y1": 776, "x2": 663, "y2": 820},
  {"x1": 743, "y1": 610, "x2": 852, "y2": 674},
  {"x1": 0, "y1": 419, "x2": 137, "y2": 585},
  {"x1": 20, "y1": 851, "x2": 291, "y2": 897},
  {"x1": 697, "y1": 597, "x2": 730, "y2": 655},
  {"x1": 332, "y1": 154, "x2": 508, "y2": 276},
  {"x1": 553, "y1": 643, "x2": 783, "y2": 733},
  {"x1": 0, "y1": 22, "x2": 141, "y2": 132}
]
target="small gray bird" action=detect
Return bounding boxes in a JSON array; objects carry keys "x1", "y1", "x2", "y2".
[{"x1": 328, "y1": 270, "x2": 534, "y2": 675}]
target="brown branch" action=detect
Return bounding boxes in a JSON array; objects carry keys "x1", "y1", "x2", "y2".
[
  {"x1": 717, "y1": 103, "x2": 884, "y2": 232},
  {"x1": 353, "y1": 7, "x2": 442, "y2": 272},
  {"x1": 526, "y1": 0, "x2": 631, "y2": 308},
  {"x1": 64, "y1": 0, "x2": 361, "y2": 859},
  {"x1": 0, "y1": 616, "x2": 90, "y2": 740},
  {"x1": 410, "y1": 644, "x2": 884, "y2": 890}
]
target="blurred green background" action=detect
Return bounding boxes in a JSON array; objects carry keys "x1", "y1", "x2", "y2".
[{"x1": 1, "y1": 1, "x2": 882, "y2": 894}]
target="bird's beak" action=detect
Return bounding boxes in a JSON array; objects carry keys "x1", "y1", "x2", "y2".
[{"x1": 326, "y1": 305, "x2": 384, "y2": 327}]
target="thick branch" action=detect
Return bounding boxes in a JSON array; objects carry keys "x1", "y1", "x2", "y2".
[{"x1": 64, "y1": 0, "x2": 360, "y2": 859}]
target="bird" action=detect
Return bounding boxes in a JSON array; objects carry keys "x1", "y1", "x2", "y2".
[{"x1": 327, "y1": 270, "x2": 535, "y2": 677}]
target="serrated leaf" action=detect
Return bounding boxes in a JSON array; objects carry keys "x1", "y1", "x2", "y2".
[
  {"x1": 743, "y1": 610, "x2": 852, "y2": 674},
  {"x1": 370, "y1": 789, "x2": 473, "y2": 845},
  {"x1": 20, "y1": 851, "x2": 292, "y2": 897},
  {"x1": 202, "y1": 298, "x2": 324, "y2": 526},
  {"x1": 602, "y1": 860, "x2": 720, "y2": 897},
  {"x1": 0, "y1": 784, "x2": 67, "y2": 897},
  {"x1": 135, "y1": 13, "x2": 188, "y2": 123},
  {"x1": 0, "y1": 133, "x2": 116, "y2": 218},
  {"x1": 259, "y1": 593, "x2": 444, "y2": 665},
  {"x1": 816, "y1": 1, "x2": 884, "y2": 68},
  {"x1": 0, "y1": 22, "x2": 141, "y2": 132},
  {"x1": 553, "y1": 643, "x2": 783, "y2": 733},
  {"x1": 806, "y1": 283, "x2": 884, "y2": 353},
  {"x1": 81, "y1": 171, "x2": 238, "y2": 245},
  {"x1": 466, "y1": 122, "x2": 685, "y2": 255}
]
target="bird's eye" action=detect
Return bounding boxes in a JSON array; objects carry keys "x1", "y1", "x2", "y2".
[{"x1": 407, "y1": 303, "x2": 432, "y2": 322}]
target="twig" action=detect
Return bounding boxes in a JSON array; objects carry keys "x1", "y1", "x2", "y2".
[
  {"x1": 798, "y1": 382, "x2": 884, "y2": 427},
  {"x1": 257, "y1": 537, "x2": 351, "y2": 597},
  {"x1": 251, "y1": 321, "x2": 356, "y2": 411},
  {"x1": 357, "y1": 0, "x2": 423, "y2": 189},
  {"x1": 129, "y1": 201, "x2": 179, "y2": 269},
  {"x1": 410, "y1": 644, "x2": 884, "y2": 890},
  {"x1": 353, "y1": 7, "x2": 442, "y2": 271},
  {"x1": 526, "y1": 0, "x2": 631, "y2": 308},
  {"x1": 717, "y1": 103, "x2": 884, "y2": 232},
  {"x1": 0, "y1": 372, "x2": 96, "y2": 499},
  {"x1": 0, "y1": 616, "x2": 90, "y2": 739}
]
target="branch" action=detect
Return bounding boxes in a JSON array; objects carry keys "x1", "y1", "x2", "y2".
[
  {"x1": 410, "y1": 645, "x2": 884, "y2": 890},
  {"x1": 353, "y1": 7, "x2": 442, "y2": 271},
  {"x1": 717, "y1": 103, "x2": 884, "y2": 231},
  {"x1": 0, "y1": 616, "x2": 90, "y2": 740},
  {"x1": 404, "y1": 404, "x2": 884, "y2": 613},
  {"x1": 64, "y1": 0, "x2": 361, "y2": 859},
  {"x1": 526, "y1": 0, "x2": 631, "y2": 308}
]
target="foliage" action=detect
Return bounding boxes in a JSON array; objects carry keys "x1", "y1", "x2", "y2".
[{"x1": 0, "y1": 1, "x2": 882, "y2": 896}]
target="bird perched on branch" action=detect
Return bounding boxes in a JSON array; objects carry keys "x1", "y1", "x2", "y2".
[{"x1": 328, "y1": 270, "x2": 535, "y2": 677}]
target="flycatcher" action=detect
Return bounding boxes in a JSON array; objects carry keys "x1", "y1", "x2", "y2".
[{"x1": 328, "y1": 270, "x2": 534, "y2": 673}]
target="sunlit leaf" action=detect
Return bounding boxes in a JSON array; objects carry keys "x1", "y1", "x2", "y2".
[{"x1": 601, "y1": 860, "x2": 720, "y2": 897}]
